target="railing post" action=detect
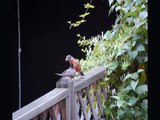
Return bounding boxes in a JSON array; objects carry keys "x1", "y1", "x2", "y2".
[{"x1": 56, "y1": 77, "x2": 75, "y2": 120}]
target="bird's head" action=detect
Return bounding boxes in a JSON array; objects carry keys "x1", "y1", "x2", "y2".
[{"x1": 65, "y1": 55, "x2": 73, "y2": 62}]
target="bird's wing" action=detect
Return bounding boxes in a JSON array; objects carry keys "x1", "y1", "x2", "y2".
[{"x1": 55, "y1": 68, "x2": 76, "y2": 77}]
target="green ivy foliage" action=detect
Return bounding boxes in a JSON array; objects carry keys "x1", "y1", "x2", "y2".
[{"x1": 77, "y1": 0, "x2": 148, "y2": 119}]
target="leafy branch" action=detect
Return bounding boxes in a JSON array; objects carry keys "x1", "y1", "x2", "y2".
[{"x1": 67, "y1": 0, "x2": 95, "y2": 29}]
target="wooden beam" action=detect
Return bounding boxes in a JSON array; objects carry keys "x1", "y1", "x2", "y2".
[{"x1": 12, "y1": 88, "x2": 68, "y2": 120}]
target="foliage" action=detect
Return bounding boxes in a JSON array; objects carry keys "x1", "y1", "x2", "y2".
[
  {"x1": 75, "y1": 0, "x2": 148, "y2": 119},
  {"x1": 67, "y1": 0, "x2": 95, "y2": 29}
]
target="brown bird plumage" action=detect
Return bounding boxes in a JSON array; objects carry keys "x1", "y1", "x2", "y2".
[{"x1": 65, "y1": 55, "x2": 84, "y2": 77}]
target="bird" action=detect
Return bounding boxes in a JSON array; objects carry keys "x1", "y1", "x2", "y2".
[
  {"x1": 65, "y1": 55, "x2": 85, "y2": 77},
  {"x1": 55, "y1": 64, "x2": 76, "y2": 79}
]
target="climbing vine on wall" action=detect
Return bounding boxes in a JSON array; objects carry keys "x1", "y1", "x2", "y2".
[{"x1": 69, "y1": 0, "x2": 148, "y2": 119}]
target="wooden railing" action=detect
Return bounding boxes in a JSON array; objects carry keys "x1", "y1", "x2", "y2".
[{"x1": 12, "y1": 65, "x2": 108, "y2": 120}]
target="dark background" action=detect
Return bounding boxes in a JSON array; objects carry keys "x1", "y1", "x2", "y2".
[{"x1": 12, "y1": 0, "x2": 116, "y2": 112}]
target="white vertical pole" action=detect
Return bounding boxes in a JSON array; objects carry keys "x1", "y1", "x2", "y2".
[{"x1": 17, "y1": 0, "x2": 22, "y2": 109}]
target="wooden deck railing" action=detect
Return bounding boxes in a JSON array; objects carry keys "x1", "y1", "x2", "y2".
[{"x1": 12, "y1": 65, "x2": 108, "y2": 120}]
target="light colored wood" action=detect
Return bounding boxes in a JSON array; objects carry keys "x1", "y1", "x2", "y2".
[
  {"x1": 12, "y1": 66, "x2": 106, "y2": 120},
  {"x1": 77, "y1": 91, "x2": 89, "y2": 120},
  {"x1": 86, "y1": 86, "x2": 98, "y2": 120},
  {"x1": 12, "y1": 88, "x2": 68, "y2": 120},
  {"x1": 39, "y1": 110, "x2": 48, "y2": 120},
  {"x1": 101, "y1": 86, "x2": 108, "y2": 103},
  {"x1": 95, "y1": 90, "x2": 104, "y2": 117}
]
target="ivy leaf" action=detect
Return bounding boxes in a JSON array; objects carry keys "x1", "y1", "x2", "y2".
[
  {"x1": 122, "y1": 7, "x2": 130, "y2": 13},
  {"x1": 124, "y1": 43, "x2": 131, "y2": 50},
  {"x1": 107, "y1": 62, "x2": 118, "y2": 70},
  {"x1": 130, "y1": 80, "x2": 139, "y2": 91},
  {"x1": 129, "y1": 51, "x2": 138, "y2": 59},
  {"x1": 136, "y1": 44, "x2": 145, "y2": 51},
  {"x1": 123, "y1": 11, "x2": 137, "y2": 20},
  {"x1": 117, "y1": 0, "x2": 123, "y2": 4},
  {"x1": 134, "y1": 18, "x2": 146, "y2": 29},
  {"x1": 137, "y1": 69, "x2": 144, "y2": 73},
  {"x1": 135, "y1": 84, "x2": 148, "y2": 95},
  {"x1": 116, "y1": 50, "x2": 126, "y2": 58},
  {"x1": 140, "y1": 99, "x2": 148, "y2": 110},
  {"x1": 128, "y1": 96, "x2": 138, "y2": 106},
  {"x1": 130, "y1": 72, "x2": 138, "y2": 80},
  {"x1": 110, "y1": 96, "x2": 120, "y2": 100},
  {"x1": 109, "y1": 0, "x2": 114, "y2": 6},
  {"x1": 104, "y1": 31, "x2": 111, "y2": 40},
  {"x1": 117, "y1": 109, "x2": 125, "y2": 118},
  {"x1": 126, "y1": 17, "x2": 134, "y2": 24},
  {"x1": 124, "y1": 73, "x2": 132, "y2": 80},
  {"x1": 121, "y1": 61, "x2": 130, "y2": 70},
  {"x1": 134, "y1": 0, "x2": 142, "y2": 6},
  {"x1": 123, "y1": 85, "x2": 132, "y2": 93},
  {"x1": 136, "y1": 56, "x2": 144, "y2": 63},
  {"x1": 115, "y1": 6, "x2": 121, "y2": 12},
  {"x1": 139, "y1": 11, "x2": 148, "y2": 20},
  {"x1": 117, "y1": 100, "x2": 124, "y2": 108}
]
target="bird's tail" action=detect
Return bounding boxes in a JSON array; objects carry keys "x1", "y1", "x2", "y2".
[
  {"x1": 80, "y1": 71, "x2": 85, "y2": 76},
  {"x1": 55, "y1": 73, "x2": 63, "y2": 76}
]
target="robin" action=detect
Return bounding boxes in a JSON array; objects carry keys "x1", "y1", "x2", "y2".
[
  {"x1": 55, "y1": 64, "x2": 76, "y2": 79},
  {"x1": 65, "y1": 55, "x2": 84, "y2": 77}
]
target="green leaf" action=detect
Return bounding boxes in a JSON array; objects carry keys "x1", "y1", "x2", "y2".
[
  {"x1": 137, "y1": 69, "x2": 144, "y2": 73},
  {"x1": 140, "y1": 99, "x2": 148, "y2": 110},
  {"x1": 125, "y1": 17, "x2": 134, "y2": 24},
  {"x1": 109, "y1": 0, "x2": 114, "y2": 6},
  {"x1": 122, "y1": 7, "x2": 130, "y2": 13},
  {"x1": 129, "y1": 51, "x2": 138, "y2": 59},
  {"x1": 124, "y1": 73, "x2": 132, "y2": 80},
  {"x1": 115, "y1": 6, "x2": 121, "y2": 12},
  {"x1": 121, "y1": 61, "x2": 130, "y2": 70},
  {"x1": 117, "y1": 0, "x2": 123, "y2": 4},
  {"x1": 123, "y1": 11, "x2": 137, "y2": 20},
  {"x1": 104, "y1": 31, "x2": 111, "y2": 40},
  {"x1": 135, "y1": 84, "x2": 148, "y2": 95},
  {"x1": 124, "y1": 43, "x2": 131, "y2": 50},
  {"x1": 136, "y1": 44, "x2": 145, "y2": 51},
  {"x1": 130, "y1": 72, "x2": 138, "y2": 80},
  {"x1": 135, "y1": 0, "x2": 142, "y2": 6},
  {"x1": 110, "y1": 96, "x2": 120, "y2": 100},
  {"x1": 139, "y1": 11, "x2": 148, "y2": 20},
  {"x1": 131, "y1": 80, "x2": 139, "y2": 91},
  {"x1": 67, "y1": 21, "x2": 71, "y2": 24},
  {"x1": 123, "y1": 85, "x2": 132, "y2": 93},
  {"x1": 117, "y1": 109, "x2": 125, "y2": 118},
  {"x1": 117, "y1": 100, "x2": 124, "y2": 108},
  {"x1": 84, "y1": 3, "x2": 95, "y2": 9},
  {"x1": 136, "y1": 56, "x2": 144, "y2": 63},
  {"x1": 80, "y1": 19, "x2": 86, "y2": 23},
  {"x1": 134, "y1": 18, "x2": 146, "y2": 29},
  {"x1": 79, "y1": 12, "x2": 90, "y2": 18},
  {"x1": 107, "y1": 62, "x2": 118, "y2": 70},
  {"x1": 116, "y1": 50, "x2": 126, "y2": 58},
  {"x1": 128, "y1": 96, "x2": 138, "y2": 106}
]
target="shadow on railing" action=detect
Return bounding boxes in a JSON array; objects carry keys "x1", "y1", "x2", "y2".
[{"x1": 13, "y1": 65, "x2": 109, "y2": 120}]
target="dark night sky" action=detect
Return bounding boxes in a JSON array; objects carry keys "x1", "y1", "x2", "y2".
[{"x1": 12, "y1": 0, "x2": 116, "y2": 112}]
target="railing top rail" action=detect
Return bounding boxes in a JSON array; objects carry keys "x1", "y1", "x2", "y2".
[
  {"x1": 13, "y1": 88, "x2": 68, "y2": 120},
  {"x1": 12, "y1": 65, "x2": 106, "y2": 120},
  {"x1": 74, "y1": 65, "x2": 106, "y2": 93}
]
